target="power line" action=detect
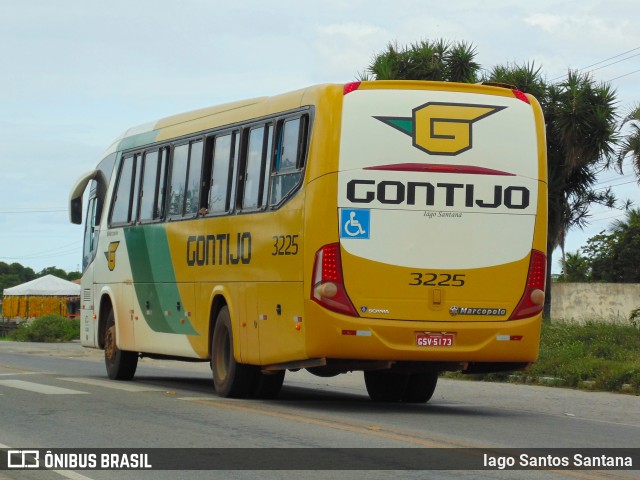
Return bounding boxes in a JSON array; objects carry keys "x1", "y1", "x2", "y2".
[
  {"x1": 0, "y1": 208, "x2": 66, "y2": 214},
  {"x1": 0, "y1": 241, "x2": 81, "y2": 261},
  {"x1": 593, "y1": 179, "x2": 638, "y2": 192},
  {"x1": 584, "y1": 53, "x2": 640, "y2": 75},
  {"x1": 593, "y1": 172, "x2": 635, "y2": 187},
  {"x1": 551, "y1": 45, "x2": 640, "y2": 81},
  {"x1": 574, "y1": 46, "x2": 640, "y2": 72},
  {"x1": 590, "y1": 212, "x2": 628, "y2": 223},
  {"x1": 607, "y1": 68, "x2": 640, "y2": 82},
  {"x1": 0, "y1": 248, "x2": 79, "y2": 261}
]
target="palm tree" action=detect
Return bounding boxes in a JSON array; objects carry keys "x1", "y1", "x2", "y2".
[
  {"x1": 481, "y1": 67, "x2": 619, "y2": 316},
  {"x1": 362, "y1": 40, "x2": 480, "y2": 82},
  {"x1": 587, "y1": 207, "x2": 640, "y2": 282},
  {"x1": 610, "y1": 207, "x2": 640, "y2": 233},
  {"x1": 616, "y1": 104, "x2": 640, "y2": 181},
  {"x1": 560, "y1": 251, "x2": 590, "y2": 282}
]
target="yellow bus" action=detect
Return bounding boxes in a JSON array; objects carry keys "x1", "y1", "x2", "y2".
[{"x1": 69, "y1": 81, "x2": 547, "y2": 403}]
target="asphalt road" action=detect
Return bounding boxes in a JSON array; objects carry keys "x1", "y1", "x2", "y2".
[{"x1": 0, "y1": 341, "x2": 637, "y2": 480}]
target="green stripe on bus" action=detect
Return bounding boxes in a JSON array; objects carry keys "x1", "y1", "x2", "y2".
[{"x1": 124, "y1": 226, "x2": 198, "y2": 335}]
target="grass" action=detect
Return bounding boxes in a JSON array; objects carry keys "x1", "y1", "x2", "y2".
[{"x1": 451, "y1": 321, "x2": 640, "y2": 394}]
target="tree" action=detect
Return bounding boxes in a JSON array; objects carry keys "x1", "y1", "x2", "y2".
[
  {"x1": 616, "y1": 104, "x2": 640, "y2": 181},
  {"x1": 0, "y1": 262, "x2": 36, "y2": 299},
  {"x1": 557, "y1": 251, "x2": 591, "y2": 282},
  {"x1": 37, "y1": 266, "x2": 72, "y2": 279},
  {"x1": 361, "y1": 40, "x2": 622, "y2": 317},
  {"x1": 584, "y1": 208, "x2": 640, "y2": 283},
  {"x1": 487, "y1": 68, "x2": 619, "y2": 315},
  {"x1": 0, "y1": 263, "x2": 79, "y2": 298},
  {"x1": 361, "y1": 40, "x2": 480, "y2": 83}
]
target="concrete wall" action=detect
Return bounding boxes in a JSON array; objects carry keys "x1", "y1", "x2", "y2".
[{"x1": 551, "y1": 282, "x2": 640, "y2": 323}]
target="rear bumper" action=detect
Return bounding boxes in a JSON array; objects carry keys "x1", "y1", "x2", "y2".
[{"x1": 304, "y1": 301, "x2": 542, "y2": 364}]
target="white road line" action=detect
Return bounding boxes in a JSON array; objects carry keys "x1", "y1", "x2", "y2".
[
  {"x1": 0, "y1": 379, "x2": 88, "y2": 395},
  {"x1": 59, "y1": 377, "x2": 164, "y2": 392},
  {"x1": 52, "y1": 470, "x2": 96, "y2": 480},
  {"x1": 0, "y1": 372, "x2": 43, "y2": 376}
]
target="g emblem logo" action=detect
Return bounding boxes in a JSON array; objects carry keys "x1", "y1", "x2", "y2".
[
  {"x1": 375, "y1": 102, "x2": 505, "y2": 156},
  {"x1": 105, "y1": 241, "x2": 120, "y2": 271}
]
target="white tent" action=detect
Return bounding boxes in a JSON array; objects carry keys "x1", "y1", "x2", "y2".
[
  {"x1": 3, "y1": 274, "x2": 80, "y2": 296},
  {"x1": 2, "y1": 275, "x2": 81, "y2": 319}
]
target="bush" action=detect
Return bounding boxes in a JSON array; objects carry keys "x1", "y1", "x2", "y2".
[
  {"x1": 525, "y1": 322, "x2": 640, "y2": 393},
  {"x1": 445, "y1": 321, "x2": 640, "y2": 394},
  {"x1": 11, "y1": 314, "x2": 80, "y2": 343}
]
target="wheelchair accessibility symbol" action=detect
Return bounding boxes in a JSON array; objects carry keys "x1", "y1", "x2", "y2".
[{"x1": 340, "y1": 209, "x2": 370, "y2": 239}]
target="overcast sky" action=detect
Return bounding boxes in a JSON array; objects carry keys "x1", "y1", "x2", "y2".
[{"x1": 1, "y1": 0, "x2": 639, "y2": 275}]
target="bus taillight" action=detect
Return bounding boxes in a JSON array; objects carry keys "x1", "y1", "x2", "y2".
[
  {"x1": 343, "y1": 82, "x2": 361, "y2": 95},
  {"x1": 512, "y1": 89, "x2": 530, "y2": 104},
  {"x1": 509, "y1": 249, "x2": 546, "y2": 320},
  {"x1": 312, "y1": 243, "x2": 358, "y2": 316}
]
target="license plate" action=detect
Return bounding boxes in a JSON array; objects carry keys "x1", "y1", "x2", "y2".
[{"x1": 416, "y1": 333, "x2": 454, "y2": 347}]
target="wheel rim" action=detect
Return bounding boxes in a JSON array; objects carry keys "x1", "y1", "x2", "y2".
[{"x1": 105, "y1": 326, "x2": 116, "y2": 363}]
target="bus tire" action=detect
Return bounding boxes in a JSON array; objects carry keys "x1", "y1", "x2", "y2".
[
  {"x1": 104, "y1": 310, "x2": 138, "y2": 380},
  {"x1": 401, "y1": 372, "x2": 438, "y2": 403},
  {"x1": 211, "y1": 306, "x2": 256, "y2": 398},
  {"x1": 253, "y1": 370, "x2": 285, "y2": 399},
  {"x1": 364, "y1": 370, "x2": 409, "y2": 402}
]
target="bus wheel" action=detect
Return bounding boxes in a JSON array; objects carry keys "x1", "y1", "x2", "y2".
[
  {"x1": 401, "y1": 372, "x2": 438, "y2": 403},
  {"x1": 211, "y1": 306, "x2": 256, "y2": 398},
  {"x1": 104, "y1": 310, "x2": 138, "y2": 380},
  {"x1": 364, "y1": 370, "x2": 409, "y2": 402},
  {"x1": 253, "y1": 370, "x2": 285, "y2": 399}
]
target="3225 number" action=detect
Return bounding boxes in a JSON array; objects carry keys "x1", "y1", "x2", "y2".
[
  {"x1": 409, "y1": 273, "x2": 465, "y2": 287},
  {"x1": 272, "y1": 235, "x2": 299, "y2": 256}
]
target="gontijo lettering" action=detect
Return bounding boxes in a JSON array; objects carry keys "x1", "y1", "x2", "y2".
[
  {"x1": 346, "y1": 180, "x2": 530, "y2": 210},
  {"x1": 186, "y1": 232, "x2": 251, "y2": 266}
]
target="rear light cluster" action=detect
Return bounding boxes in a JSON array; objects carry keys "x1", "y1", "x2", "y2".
[
  {"x1": 512, "y1": 89, "x2": 531, "y2": 104},
  {"x1": 311, "y1": 243, "x2": 358, "y2": 316},
  {"x1": 509, "y1": 249, "x2": 546, "y2": 320},
  {"x1": 343, "y1": 82, "x2": 361, "y2": 95}
]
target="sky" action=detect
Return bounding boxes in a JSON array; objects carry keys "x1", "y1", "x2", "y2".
[{"x1": 0, "y1": 0, "x2": 639, "y2": 275}]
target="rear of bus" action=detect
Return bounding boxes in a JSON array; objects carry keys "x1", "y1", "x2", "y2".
[{"x1": 306, "y1": 81, "x2": 547, "y2": 374}]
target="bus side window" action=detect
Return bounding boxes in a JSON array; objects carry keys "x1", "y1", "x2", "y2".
[
  {"x1": 167, "y1": 144, "x2": 189, "y2": 218},
  {"x1": 270, "y1": 115, "x2": 308, "y2": 206},
  {"x1": 130, "y1": 153, "x2": 143, "y2": 223},
  {"x1": 228, "y1": 132, "x2": 240, "y2": 212},
  {"x1": 241, "y1": 124, "x2": 272, "y2": 211},
  {"x1": 156, "y1": 147, "x2": 169, "y2": 220},
  {"x1": 110, "y1": 155, "x2": 136, "y2": 225},
  {"x1": 184, "y1": 140, "x2": 204, "y2": 216},
  {"x1": 168, "y1": 140, "x2": 204, "y2": 219},
  {"x1": 82, "y1": 194, "x2": 98, "y2": 271},
  {"x1": 139, "y1": 150, "x2": 160, "y2": 222},
  {"x1": 208, "y1": 133, "x2": 233, "y2": 214}
]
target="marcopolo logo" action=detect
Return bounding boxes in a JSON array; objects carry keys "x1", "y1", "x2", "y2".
[
  {"x1": 375, "y1": 102, "x2": 506, "y2": 156},
  {"x1": 450, "y1": 306, "x2": 507, "y2": 317}
]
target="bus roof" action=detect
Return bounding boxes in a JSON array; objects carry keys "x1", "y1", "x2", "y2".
[{"x1": 99, "y1": 80, "x2": 537, "y2": 159}]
